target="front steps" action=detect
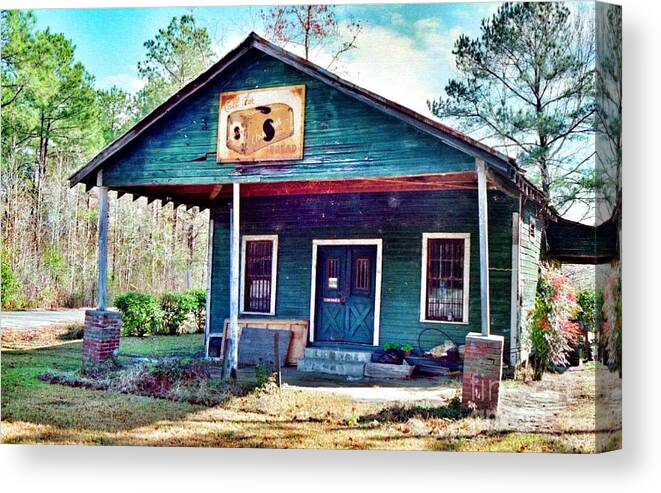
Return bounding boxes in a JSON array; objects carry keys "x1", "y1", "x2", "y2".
[{"x1": 297, "y1": 347, "x2": 372, "y2": 377}]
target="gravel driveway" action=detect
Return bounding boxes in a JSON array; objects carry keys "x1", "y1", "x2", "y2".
[{"x1": 0, "y1": 309, "x2": 88, "y2": 330}]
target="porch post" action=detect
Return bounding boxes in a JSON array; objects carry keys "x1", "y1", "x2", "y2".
[
  {"x1": 204, "y1": 209, "x2": 215, "y2": 357},
  {"x1": 476, "y1": 158, "x2": 490, "y2": 336},
  {"x1": 82, "y1": 172, "x2": 121, "y2": 367},
  {"x1": 228, "y1": 182, "x2": 241, "y2": 378},
  {"x1": 97, "y1": 182, "x2": 109, "y2": 310},
  {"x1": 461, "y1": 158, "x2": 503, "y2": 417}
]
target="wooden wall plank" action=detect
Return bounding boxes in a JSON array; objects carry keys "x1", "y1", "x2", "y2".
[{"x1": 209, "y1": 189, "x2": 517, "y2": 355}]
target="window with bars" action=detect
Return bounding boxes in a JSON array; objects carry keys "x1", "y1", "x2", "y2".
[
  {"x1": 327, "y1": 257, "x2": 339, "y2": 289},
  {"x1": 354, "y1": 257, "x2": 370, "y2": 292},
  {"x1": 421, "y1": 234, "x2": 469, "y2": 323},
  {"x1": 242, "y1": 237, "x2": 277, "y2": 314}
]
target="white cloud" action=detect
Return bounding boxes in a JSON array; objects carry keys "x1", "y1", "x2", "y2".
[
  {"x1": 213, "y1": 18, "x2": 463, "y2": 118},
  {"x1": 322, "y1": 19, "x2": 460, "y2": 116}
]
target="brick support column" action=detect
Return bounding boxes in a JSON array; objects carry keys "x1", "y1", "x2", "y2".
[
  {"x1": 462, "y1": 332, "x2": 504, "y2": 417},
  {"x1": 82, "y1": 309, "x2": 122, "y2": 364}
]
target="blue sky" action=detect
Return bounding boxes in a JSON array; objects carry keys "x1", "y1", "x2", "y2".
[{"x1": 32, "y1": 2, "x2": 502, "y2": 114}]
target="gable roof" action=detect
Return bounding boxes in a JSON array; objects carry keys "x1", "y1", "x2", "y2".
[{"x1": 69, "y1": 32, "x2": 546, "y2": 206}]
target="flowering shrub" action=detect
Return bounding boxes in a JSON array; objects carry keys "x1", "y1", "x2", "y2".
[
  {"x1": 526, "y1": 266, "x2": 581, "y2": 380},
  {"x1": 601, "y1": 262, "x2": 622, "y2": 375}
]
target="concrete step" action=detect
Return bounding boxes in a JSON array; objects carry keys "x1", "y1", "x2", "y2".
[
  {"x1": 303, "y1": 347, "x2": 373, "y2": 363},
  {"x1": 297, "y1": 357, "x2": 366, "y2": 378}
]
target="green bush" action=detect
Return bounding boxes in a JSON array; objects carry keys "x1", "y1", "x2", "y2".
[
  {"x1": 160, "y1": 292, "x2": 196, "y2": 335},
  {"x1": 115, "y1": 291, "x2": 162, "y2": 337},
  {"x1": 576, "y1": 289, "x2": 603, "y2": 332},
  {"x1": 1, "y1": 251, "x2": 20, "y2": 310},
  {"x1": 187, "y1": 288, "x2": 207, "y2": 333}
]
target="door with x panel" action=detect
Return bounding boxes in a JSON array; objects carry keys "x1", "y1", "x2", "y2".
[{"x1": 315, "y1": 245, "x2": 376, "y2": 344}]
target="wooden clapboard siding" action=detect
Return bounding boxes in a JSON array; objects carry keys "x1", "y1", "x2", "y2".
[
  {"x1": 102, "y1": 51, "x2": 472, "y2": 187},
  {"x1": 518, "y1": 201, "x2": 543, "y2": 356},
  {"x1": 209, "y1": 189, "x2": 517, "y2": 353}
]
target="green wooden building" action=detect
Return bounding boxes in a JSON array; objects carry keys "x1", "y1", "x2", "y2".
[{"x1": 70, "y1": 33, "x2": 600, "y2": 373}]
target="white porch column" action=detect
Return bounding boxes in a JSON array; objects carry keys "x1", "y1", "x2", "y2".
[
  {"x1": 204, "y1": 210, "x2": 215, "y2": 356},
  {"x1": 228, "y1": 182, "x2": 241, "y2": 378},
  {"x1": 96, "y1": 180, "x2": 109, "y2": 311},
  {"x1": 476, "y1": 159, "x2": 490, "y2": 336}
]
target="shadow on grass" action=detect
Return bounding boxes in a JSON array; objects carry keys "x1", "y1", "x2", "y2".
[
  {"x1": 56, "y1": 323, "x2": 84, "y2": 341},
  {"x1": 360, "y1": 397, "x2": 469, "y2": 424}
]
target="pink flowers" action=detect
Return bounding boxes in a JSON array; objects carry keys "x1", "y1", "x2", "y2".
[{"x1": 527, "y1": 266, "x2": 581, "y2": 370}]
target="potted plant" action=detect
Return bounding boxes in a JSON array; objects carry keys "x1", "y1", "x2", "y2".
[
  {"x1": 402, "y1": 343, "x2": 414, "y2": 357},
  {"x1": 372, "y1": 342, "x2": 404, "y2": 364}
]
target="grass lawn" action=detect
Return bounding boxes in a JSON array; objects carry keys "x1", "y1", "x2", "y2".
[{"x1": 1, "y1": 330, "x2": 621, "y2": 452}]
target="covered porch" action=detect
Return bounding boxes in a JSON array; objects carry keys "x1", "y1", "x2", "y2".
[{"x1": 89, "y1": 160, "x2": 507, "y2": 383}]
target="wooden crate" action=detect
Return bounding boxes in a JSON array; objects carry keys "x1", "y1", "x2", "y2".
[{"x1": 221, "y1": 319, "x2": 309, "y2": 366}]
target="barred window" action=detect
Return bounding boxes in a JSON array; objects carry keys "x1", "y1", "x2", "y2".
[
  {"x1": 421, "y1": 234, "x2": 470, "y2": 323},
  {"x1": 241, "y1": 236, "x2": 278, "y2": 314}
]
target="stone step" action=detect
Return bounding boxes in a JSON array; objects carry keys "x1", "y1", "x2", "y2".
[
  {"x1": 297, "y1": 357, "x2": 366, "y2": 378},
  {"x1": 303, "y1": 347, "x2": 373, "y2": 363}
]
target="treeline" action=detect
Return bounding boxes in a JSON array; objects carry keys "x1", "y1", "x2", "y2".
[
  {"x1": 1, "y1": 8, "x2": 362, "y2": 310},
  {"x1": 1, "y1": 12, "x2": 215, "y2": 309}
]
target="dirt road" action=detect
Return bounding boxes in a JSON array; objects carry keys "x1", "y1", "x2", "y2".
[{"x1": 0, "y1": 309, "x2": 87, "y2": 330}]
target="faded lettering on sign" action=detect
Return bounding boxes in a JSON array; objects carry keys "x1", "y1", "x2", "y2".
[{"x1": 217, "y1": 85, "x2": 305, "y2": 163}]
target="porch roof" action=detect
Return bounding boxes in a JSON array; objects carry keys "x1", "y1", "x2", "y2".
[
  {"x1": 545, "y1": 216, "x2": 618, "y2": 265},
  {"x1": 68, "y1": 33, "x2": 547, "y2": 209}
]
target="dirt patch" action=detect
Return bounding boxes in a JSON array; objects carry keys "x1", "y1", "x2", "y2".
[
  {"x1": 1, "y1": 324, "x2": 84, "y2": 350},
  {"x1": 498, "y1": 364, "x2": 622, "y2": 439}
]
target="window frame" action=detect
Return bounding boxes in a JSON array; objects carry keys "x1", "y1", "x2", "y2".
[
  {"x1": 419, "y1": 232, "x2": 471, "y2": 325},
  {"x1": 240, "y1": 234, "x2": 278, "y2": 316}
]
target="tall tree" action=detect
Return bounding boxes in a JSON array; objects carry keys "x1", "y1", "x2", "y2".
[
  {"x1": 428, "y1": 2, "x2": 595, "y2": 215},
  {"x1": 135, "y1": 14, "x2": 215, "y2": 287},
  {"x1": 97, "y1": 86, "x2": 136, "y2": 142},
  {"x1": 1, "y1": 11, "x2": 211, "y2": 310},
  {"x1": 1, "y1": 10, "x2": 36, "y2": 108},
  {"x1": 260, "y1": 4, "x2": 361, "y2": 68},
  {"x1": 136, "y1": 14, "x2": 214, "y2": 116}
]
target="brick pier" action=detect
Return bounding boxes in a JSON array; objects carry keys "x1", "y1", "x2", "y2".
[
  {"x1": 82, "y1": 309, "x2": 122, "y2": 364},
  {"x1": 461, "y1": 332, "x2": 504, "y2": 417}
]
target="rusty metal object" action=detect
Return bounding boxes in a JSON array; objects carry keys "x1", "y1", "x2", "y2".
[
  {"x1": 226, "y1": 103, "x2": 294, "y2": 155},
  {"x1": 217, "y1": 84, "x2": 305, "y2": 163}
]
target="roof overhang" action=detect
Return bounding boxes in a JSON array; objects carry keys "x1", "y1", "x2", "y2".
[{"x1": 69, "y1": 33, "x2": 548, "y2": 209}]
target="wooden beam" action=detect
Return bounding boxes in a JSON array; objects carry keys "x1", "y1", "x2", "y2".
[
  {"x1": 209, "y1": 184, "x2": 223, "y2": 202},
  {"x1": 239, "y1": 173, "x2": 478, "y2": 198},
  {"x1": 227, "y1": 182, "x2": 241, "y2": 379},
  {"x1": 476, "y1": 159, "x2": 491, "y2": 336},
  {"x1": 96, "y1": 175, "x2": 109, "y2": 310}
]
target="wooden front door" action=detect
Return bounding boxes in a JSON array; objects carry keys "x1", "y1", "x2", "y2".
[{"x1": 315, "y1": 245, "x2": 377, "y2": 344}]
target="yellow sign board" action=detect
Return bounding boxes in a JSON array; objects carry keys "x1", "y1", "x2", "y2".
[{"x1": 217, "y1": 85, "x2": 305, "y2": 163}]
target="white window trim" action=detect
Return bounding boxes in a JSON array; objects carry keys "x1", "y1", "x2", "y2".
[
  {"x1": 420, "y1": 232, "x2": 471, "y2": 325},
  {"x1": 309, "y1": 239, "x2": 383, "y2": 346},
  {"x1": 240, "y1": 234, "x2": 278, "y2": 316}
]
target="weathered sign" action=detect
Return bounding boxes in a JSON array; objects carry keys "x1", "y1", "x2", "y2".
[{"x1": 217, "y1": 85, "x2": 305, "y2": 162}]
